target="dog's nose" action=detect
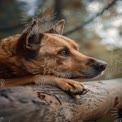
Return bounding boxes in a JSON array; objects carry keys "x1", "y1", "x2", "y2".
[{"x1": 93, "y1": 61, "x2": 107, "y2": 71}]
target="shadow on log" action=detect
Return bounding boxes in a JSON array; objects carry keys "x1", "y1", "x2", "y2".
[{"x1": 0, "y1": 79, "x2": 122, "y2": 122}]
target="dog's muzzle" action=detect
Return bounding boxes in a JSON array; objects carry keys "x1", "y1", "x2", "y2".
[
  {"x1": 92, "y1": 61, "x2": 107, "y2": 72},
  {"x1": 83, "y1": 61, "x2": 107, "y2": 78}
]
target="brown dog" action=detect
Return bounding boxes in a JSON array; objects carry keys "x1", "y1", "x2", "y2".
[{"x1": 0, "y1": 17, "x2": 107, "y2": 94}]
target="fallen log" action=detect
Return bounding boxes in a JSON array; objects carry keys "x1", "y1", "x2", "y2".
[{"x1": 0, "y1": 78, "x2": 122, "y2": 122}]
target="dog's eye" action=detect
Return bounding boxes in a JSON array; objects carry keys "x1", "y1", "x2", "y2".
[
  {"x1": 58, "y1": 47, "x2": 70, "y2": 56},
  {"x1": 61, "y1": 50, "x2": 67, "y2": 55}
]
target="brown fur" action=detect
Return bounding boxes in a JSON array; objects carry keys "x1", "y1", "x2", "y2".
[{"x1": 0, "y1": 18, "x2": 107, "y2": 94}]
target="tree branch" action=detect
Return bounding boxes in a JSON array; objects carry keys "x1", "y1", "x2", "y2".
[
  {"x1": 64, "y1": 0, "x2": 117, "y2": 36},
  {"x1": 0, "y1": 78, "x2": 122, "y2": 122}
]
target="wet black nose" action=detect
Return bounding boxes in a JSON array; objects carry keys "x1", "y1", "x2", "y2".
[{"x1": 93, "y1": 61, "x2": 107, "y2": 71}]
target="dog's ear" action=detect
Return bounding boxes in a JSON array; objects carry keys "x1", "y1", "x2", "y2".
[
  {"x1": 46, "y1": 19, "x2": 65, "y2": 35},
  {"x1": 25, "y1": 31, "x2": 43, "y2": 51},
  {"x1": 16, "y1": 19, "x2": 43, "y2": 58}
]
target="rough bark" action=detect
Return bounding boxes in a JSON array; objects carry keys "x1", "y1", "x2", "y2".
[{"x1": 0, "y1": 78, "x2": 122, "y2": 122}]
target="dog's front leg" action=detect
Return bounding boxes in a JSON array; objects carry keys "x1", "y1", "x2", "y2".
[
  {"x1": 3, "y1": 75, "x2": 36, "y2": 87},
  {"x1": 3, "y1": 75, "x2": 88, "y2": 95},
  {"x1": 34, "y1": 75, "x2": 88, "y2": 95}
]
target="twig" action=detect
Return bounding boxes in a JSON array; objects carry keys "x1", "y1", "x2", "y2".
[{"x1": 64, "y1": 0, "x2": 117, "y2": 36}]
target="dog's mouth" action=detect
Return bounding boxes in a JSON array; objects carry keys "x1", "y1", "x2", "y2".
[
  {"x1": 55, "y1": 71, "x2": 104, "y2": 79},
  {"x1": 69, "y1": 72, "x2": 103, "y2": 79}
]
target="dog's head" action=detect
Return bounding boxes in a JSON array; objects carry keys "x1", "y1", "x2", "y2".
[{"x1": 16, "y1": 18, "x2": 107, "y2": 79}]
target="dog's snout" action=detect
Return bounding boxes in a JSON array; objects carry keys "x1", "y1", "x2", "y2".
[{"x1": 93, "y1": 61, "x2": 107, "y2": 71}]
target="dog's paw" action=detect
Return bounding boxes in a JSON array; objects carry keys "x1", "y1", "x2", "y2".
[{"x1": 58, "y1": 79, "x2": 88, "y2": 95}]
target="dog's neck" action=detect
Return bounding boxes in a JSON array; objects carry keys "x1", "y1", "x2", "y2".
[
  {"x1": 0, "y1": 55, "x2": 30, "y2": 78},
  {"x1": 0, "y1": 34, "x2": 38, "y2": 78}
]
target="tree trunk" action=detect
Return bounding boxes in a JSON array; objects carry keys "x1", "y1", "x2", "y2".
[{"x1": 0, "y1": 79, "x2": 122, "y2": 122}]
